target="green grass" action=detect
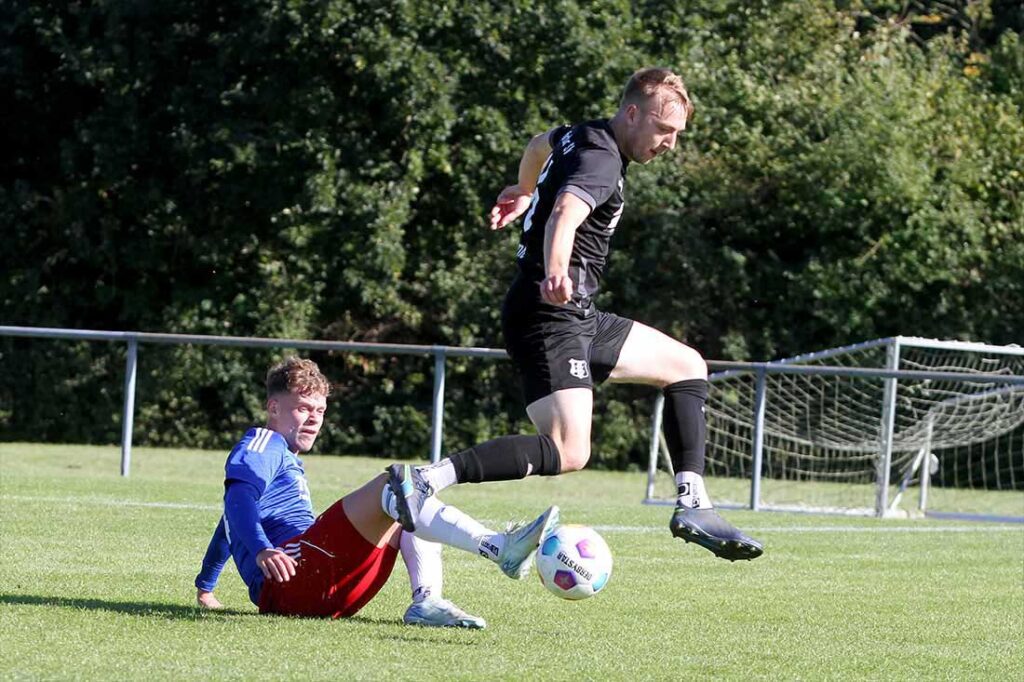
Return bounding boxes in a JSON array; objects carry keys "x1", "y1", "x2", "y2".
[
  {"x1": 1, "y1": 443, "x2": 1022, "y2": 680},
  {"x1": 648, "y1": 468, "x2": 1024, "y2": 518}
]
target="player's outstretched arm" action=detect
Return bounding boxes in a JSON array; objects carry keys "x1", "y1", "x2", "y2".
[
  {"x1": 489, "y1": 128, "x2": 557, "y2": 230},
  {"x1": 489, "y1": 185, "x2": 533, "y2": 230},
  {"x1": 194, "y1": 516, "x2": 230, "y2": 603}
]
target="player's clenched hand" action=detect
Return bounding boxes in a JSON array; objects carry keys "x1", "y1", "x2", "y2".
[
  {"x1": 540, "y1": 274, "x2": 573, "y2": 305},
  {"x1": 257, "y1": 548, "x2": 297, "y2": 583},
  {"x1": 489, "y1": 184, "x2": 533, "y2": 230}
]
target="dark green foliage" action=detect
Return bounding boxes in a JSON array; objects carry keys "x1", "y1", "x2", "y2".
[{"x1": 2, "y1": 1, "x2": 1021, "y2": 465}]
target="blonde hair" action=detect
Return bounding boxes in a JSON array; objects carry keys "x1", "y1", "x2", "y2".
[
  {"x1": 620, "y1": 67, "x2": 694, "y2": 121},
  {"x1": 265, "y1": 357, "x2": 332, "y2": 399}
]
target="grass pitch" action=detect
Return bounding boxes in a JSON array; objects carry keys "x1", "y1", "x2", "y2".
[{"x1": 1, "y1": 443, "x2": 1022, "y2": 680}]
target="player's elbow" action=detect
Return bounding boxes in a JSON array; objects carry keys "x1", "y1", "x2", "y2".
[{"x1": 529, "y1": 131, "x2": 553, "y2": 157}]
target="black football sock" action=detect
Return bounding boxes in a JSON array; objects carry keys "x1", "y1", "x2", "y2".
[
  {"x1": 448, "y1": 434, "x2": 561, "y2": 483},
  {"x1": 662, "y1": 379, "x2": 709, "y2": 476}
]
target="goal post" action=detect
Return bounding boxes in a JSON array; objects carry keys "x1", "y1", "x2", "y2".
[
  {"x1": 643, "y1": 337, "x2": 1024, "y2": 521},
  {"x1": 876, "y1": 338, "x2": 901, "y2": 516}
]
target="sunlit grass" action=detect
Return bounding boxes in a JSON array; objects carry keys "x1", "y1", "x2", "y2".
[{"x1": 1, "y1": 443, "x2": 1021, "y2": 680}]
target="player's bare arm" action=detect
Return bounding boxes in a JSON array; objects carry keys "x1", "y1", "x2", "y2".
[
  {"x1": 540, "y1": 192, "x2": 591, "y2": 305},
  {"x1": 489, "y1": 128, "x2": 557, "y2": 230}
]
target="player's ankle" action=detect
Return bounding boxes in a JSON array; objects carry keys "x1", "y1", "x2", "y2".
[
  {"x1": 675, "y1": 471, "x2": 712, "y2": 509},
  {"x1": 417, "y1": 459, "x2": 457, "y2": 493},
  {"x1": 410, "y1": 586, "x2": 433, "y2": 604},
  {"x1": 477, "y1": 534, "x2": 504, "y2": 563}
]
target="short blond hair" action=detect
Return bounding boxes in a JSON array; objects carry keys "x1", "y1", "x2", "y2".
[
  {"x1": 266, "y1": 357, "x2": 331, "y2": 399},
  {"x1": 620, "y1": 67, "x2": 694, "y2": 121}
]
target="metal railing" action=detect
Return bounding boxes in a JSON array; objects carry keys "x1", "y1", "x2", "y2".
[
  {"x1": 4, "y1": 326, "x2": 1023, "y2": 512},
  {"x1": 645, "y1": 348, "x2": 1024, "y2": 517},
  {"x1": 0, "y1": 325, "x2": 505, "y2": 476}
]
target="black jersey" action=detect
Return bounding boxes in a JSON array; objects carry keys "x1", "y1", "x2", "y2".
[{"x1": 514, "y1": 119, "x2": 629, "y2": 308}]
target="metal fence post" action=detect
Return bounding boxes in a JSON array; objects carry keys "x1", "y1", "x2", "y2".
[
  {"x1": 645, "y1": 393, "x2": 666, "y2": 501},
  {"x1": 749, "y1": 366, "x2": 768, "y2": 511},
  {"x1": 429, "y1": 349, "x2": 446, "y2": 463},
  {"x1": 121, "y1": 337, "x2": 138, "y2": 477}
]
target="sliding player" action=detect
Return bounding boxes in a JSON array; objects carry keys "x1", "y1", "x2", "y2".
[{"x1": 193, "y1": 357, "x2": 557, "y2": 625}]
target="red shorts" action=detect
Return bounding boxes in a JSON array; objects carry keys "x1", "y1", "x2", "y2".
[{"x1": 258, "y1": 498, "x2": 398, "y2": 619}]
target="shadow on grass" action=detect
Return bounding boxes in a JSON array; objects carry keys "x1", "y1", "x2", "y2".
[
  {"x1": 0, "y1": 593, "x2": 252, "y2": 619},
  {"x1": 0, "y1": 594, "x2": 482, "y2": 642},
  {"x1": 265, "y1": 612, "x2": 484, "y2": 643}
]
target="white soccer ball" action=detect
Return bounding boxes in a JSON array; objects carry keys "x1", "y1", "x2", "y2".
[{"x1": 535, "y1": 524, "x2": 612, "y2": 600}]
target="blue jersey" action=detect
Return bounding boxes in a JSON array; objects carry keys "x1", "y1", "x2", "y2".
[
  {"x1": 222, "y1": 427, "x2": 316, "y2": 603},
  {"x1": 194, "y1": 516, "x2": 229, "y2": 594}
]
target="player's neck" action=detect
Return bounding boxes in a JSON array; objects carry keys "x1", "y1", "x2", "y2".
[
  {"x1": 261, "y1": 422, "x2": 297, "y2": 453},
  {"x1": 608, "y1": 113, "x2": 629, "y2": 156}
]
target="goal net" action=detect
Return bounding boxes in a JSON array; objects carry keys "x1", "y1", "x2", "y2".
[{"x1": 644, "y1": 337, "x2": 1024, "y2": 519}]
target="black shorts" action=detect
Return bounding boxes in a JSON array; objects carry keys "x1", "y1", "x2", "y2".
[{"x1": 502, "y1": 275, "x2": 634, "y2": 406}]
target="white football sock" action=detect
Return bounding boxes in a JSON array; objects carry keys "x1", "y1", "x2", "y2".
[
  {"x1": 413, "y1": 495, "x2": 504, "y2": 563},
  {"x1": 400, "y1": 531, "x2": 443, "y2": 603},
  {"x1": 416, "y1": 459, "x2": 458, "y2": 493},
  {"x1": 675, "y1": 471, "x2": 712, "y2": 509}
]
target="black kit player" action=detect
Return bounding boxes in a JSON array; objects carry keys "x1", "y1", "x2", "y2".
[{"x1": 390, "y1": 67, "x2": 763, "y2": 561}]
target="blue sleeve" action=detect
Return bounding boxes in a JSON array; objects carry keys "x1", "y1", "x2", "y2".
[
  {"x1": 194, "y1": 516, "x2": 230, "y2": 592},
  {"x1": 225, "y1": 444, "x2": 281, "y2": 495},
  {"x1": 224, "y1": 481, "x2": 274, "y2": 557}
]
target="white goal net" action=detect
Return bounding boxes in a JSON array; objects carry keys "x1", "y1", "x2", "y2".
[{"x1": 645, "y1": 337, "x2": 1024, "y2": 519}]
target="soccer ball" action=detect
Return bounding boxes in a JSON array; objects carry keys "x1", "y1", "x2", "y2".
[{"x1": 535, "y1": 524, "x2": 612, "y2": 600}]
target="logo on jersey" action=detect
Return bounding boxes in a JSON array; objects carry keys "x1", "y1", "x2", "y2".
[
  {"x1": 559, "y1": 130, "x2": 576, "y2": 155},
  {"x1": 607, "y1": 181, "x2": 625, "y2": 233},
  {"x1": 568, "y1": 358, "x2": 590, "y2": 379},
  {"x1": 521, "y1": 157, "x2": 553, "y2": 236},
  {"x1": 296, "y1": 475, "x2": 311, "y2": 502}
]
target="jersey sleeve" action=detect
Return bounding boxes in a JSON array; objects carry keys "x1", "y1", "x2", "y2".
[
  {"x1": 558, "y1": 144, "x2": 621, "y2": 210},
  {"x1": 194, "y1": 516, "x2": 230, "y2": 592},
  {"x1": 547, "y1": 125, "x2": 571, "y2": 149},
  {"x1": 224, "y1": 480, "x2": 274, "y2": 556},
  {"x1": 224, "y1": 441, "x2": 281, "y2": 495}
]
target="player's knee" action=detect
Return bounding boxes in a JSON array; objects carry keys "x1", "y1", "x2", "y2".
[
  {"x1": 555, "y1": 440, "x2": 591, "y2": 472},
  {"x1": 669, "y1": 344, "x2": 707, "y2": 383}
]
